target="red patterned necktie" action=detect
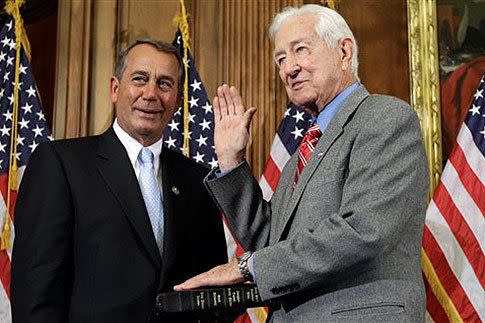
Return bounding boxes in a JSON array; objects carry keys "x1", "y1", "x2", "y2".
[{"x1": 294, "y1": 123, "x2": 322, "y2": 186}]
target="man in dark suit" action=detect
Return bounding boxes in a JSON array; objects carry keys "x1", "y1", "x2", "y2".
[
  {"x1": 175, "y1": 5, "x2": 429, "y2": 322},
  {"x1": 10, "y1": 39, "x2": 227, "y2": 322}
]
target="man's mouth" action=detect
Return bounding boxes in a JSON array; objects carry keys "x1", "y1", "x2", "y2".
[
  {"x1": 290, "y1": 80, "x2": 307, "y2": 90},
  {"x1": 134, "y1": 107, "x2": 164, "y2": 115}
]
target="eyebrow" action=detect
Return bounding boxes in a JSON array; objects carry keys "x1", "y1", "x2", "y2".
[
  {"x1": 273, "y1": 38, "x2": 310, "y2": 58},
  {"x1": 130, "y1": 70, "x2": 175, "y2": 83}
]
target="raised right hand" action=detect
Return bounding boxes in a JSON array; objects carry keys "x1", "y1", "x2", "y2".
[{"x1": 213, "y1": 84, "x2": 257, "y2": 172}]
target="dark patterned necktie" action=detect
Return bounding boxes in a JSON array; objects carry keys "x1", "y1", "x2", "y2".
[{"x1": 294, "y1": 124, "x2": 322, "y2": 186}]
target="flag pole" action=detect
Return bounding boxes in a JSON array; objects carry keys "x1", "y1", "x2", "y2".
[
  {"x1": 176, "y1": 0, "x2": 191, "y2": 157},
  {"x1": 1, "y1": 0, "x2": 26, "y2": 250}
]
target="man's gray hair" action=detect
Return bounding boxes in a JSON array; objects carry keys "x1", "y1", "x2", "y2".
[
  {"x1": 114, "y1": 39, "x2": 184, "y2": 93},
  {"x1": 268, "y1": 4, "x2": 359, "y2": 78}
]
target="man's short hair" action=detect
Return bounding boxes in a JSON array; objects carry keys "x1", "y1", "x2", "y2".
[
  {"x1": 268, "y1": 4, "x2": 359, "y2": 79},
  {"x1": 114, "y1": 39, "x2": 184, "y2": 94}
]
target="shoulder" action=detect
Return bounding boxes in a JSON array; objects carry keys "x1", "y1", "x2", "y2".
[
  {"x1": 354, "y1": 94, "x2": 419, "y2": 128},
  {"x1": 32, "y1": 134, "x2": 101, "y2": 164}
]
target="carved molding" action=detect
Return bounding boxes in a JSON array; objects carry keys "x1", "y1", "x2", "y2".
[{"x1": 407, "y1": 0, "x2": 443, "y2": 198}]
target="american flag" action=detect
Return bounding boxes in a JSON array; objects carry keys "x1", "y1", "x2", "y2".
[
  {"x1": 163, "y1": 30, "x2": 217, "y2": 170},
  {"x1": 0, "y1": 17, "x2": 52, "y2": 322},
  {"x1": 423, "y1": 74, "x2": 485, "y2": 322}
]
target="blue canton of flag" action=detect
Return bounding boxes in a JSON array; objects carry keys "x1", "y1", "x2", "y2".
[
  {"x1": 279, "y1": 103, "x2": 312, "y2": 155},
  {"x1": 163, "y1": 30, "x2": 216, "y2": 169},
  {"x1": 467, "y1": 74, "x2": 485, "y2": 155},
  {"x1": 0, "y1": 18, "x2": 52, "y2": 173}
]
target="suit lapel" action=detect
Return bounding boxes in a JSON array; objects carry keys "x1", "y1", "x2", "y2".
[
  {"x1": 276, "y1": 86, "x2": 370, "y2": 241},
  {"x1": 95, "y1": 128, "x2": 162, "y2": 268}
]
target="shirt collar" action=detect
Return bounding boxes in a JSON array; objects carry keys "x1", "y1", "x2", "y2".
[
  {"x1": 112, "y1": 119, "x2": 164, "y2": 171},
  {"x1": 314, "y1": 81, "x2": 360, "y2": 132}
]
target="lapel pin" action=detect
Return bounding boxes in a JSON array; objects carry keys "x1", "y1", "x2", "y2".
[{"x1": 171, "y1": 186, "x2": 180, "y2": 196}]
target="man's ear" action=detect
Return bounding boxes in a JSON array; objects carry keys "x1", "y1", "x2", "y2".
[
  {"x1": 110, "y1": 76, "x2": 120, "y2": 104},
  {"x1": 339, "y1": 38, "x2": 353, "y2": 71}
]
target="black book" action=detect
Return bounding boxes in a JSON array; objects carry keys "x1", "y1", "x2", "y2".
[{"x1": 156, "y1": 284, "x2": 266, "y2": 312}]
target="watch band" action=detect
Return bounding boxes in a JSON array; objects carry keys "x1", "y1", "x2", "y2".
[{"x1": 237, "y1": 251, "x2": 253, "y2": 282}]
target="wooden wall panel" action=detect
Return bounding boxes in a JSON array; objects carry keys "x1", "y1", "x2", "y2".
[{"x1": 52, "y1": 0, "x2": 410, "y2": 178}]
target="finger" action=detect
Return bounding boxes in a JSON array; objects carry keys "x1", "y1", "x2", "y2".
[
  {"x1": 243, "y1": 107, "x2": 257, "y2": 129},
  {"x1": 222, "y1": 84, "x2": 236, "y2": 115},
  {"x1": 230, "y1": 86, "x2": 245, "y2": 115},
  {"x1": 217, "y1": 86, "x2": 228, "y2": 117},
  {"x1": 213, "y1": 97, "x2": 221, "y2": 122}
]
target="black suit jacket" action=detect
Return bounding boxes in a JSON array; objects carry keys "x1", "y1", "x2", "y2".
[{"x1": 11, "y1": 128, "x2": 227, "y2": 322}]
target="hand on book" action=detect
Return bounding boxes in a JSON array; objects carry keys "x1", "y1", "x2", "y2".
[{"x1": 173, "y1": 257, "x2": 244, "y2": 291}]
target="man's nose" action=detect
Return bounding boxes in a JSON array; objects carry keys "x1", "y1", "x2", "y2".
[
  {"x1": 283, "y1": 55, "x2": 300, "y2": 78},
  {"x1": 143, "y1": 81, "x2": 157, "y2": 100}
]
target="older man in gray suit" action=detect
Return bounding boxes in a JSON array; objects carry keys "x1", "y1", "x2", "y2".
[{"x1": 175, "y1": 4, "x2": 429, "y2": 322}]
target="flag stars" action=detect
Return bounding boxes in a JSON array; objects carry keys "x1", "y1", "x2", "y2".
[
  {"x1": 19, "y1": 64, "x2": 28, "y2": 74},
  {"x1": 189, "y1": 96, "x2": 199, "y2": 108},
  {"x1": 469, "y1": 104, "x2": 481, "y2": 116},
  {"x1": 208, "y1": 158, "x2": 218, "y2": 169},
  {"x1": 164, "y1": 136, "x2": 177, "y2": 149},
  {"x1": 21, "y1": 102, "x2": 33, "y2": 114},
  {"x1": 1, "y1": 36, "x2": 10, "y2": 47},
  {"x1": 26, "y1": 86, "x2": 36, "y2": 98},
  {"x1": 8, "y1": 39, "x2": 15, "y2": 51},
  {"x1": 188, "y1": 113, "x2": 195, "y2": 124},
  {"x1": 17, "y1": 135, "x2": 25, "y2": 145},
  {"x1": 167, "y1": 120, "x2": 179, "y2": 132},
  {"x1": 0, "y1": 124, "x2": 10, "y2": 136},
  {"x1": 3, "y1": 71, "x2": 10, "y2": 81},
  {"x1": 175, "y1": 107, "x2": 182, "y2": 116},
  {"x1": 292, "y1": 110, "x2": 305, "y2": 123},
  {"x1": 474, "y1": 89, "x2": 483, "y2": 100},
  {"x1": 199, "y1": 119, "x2": 211, "y2": 131},
  {"x1": 29, "y1": 140, "x2": 39, "y2": 152},
  {"x1": 36, "y1": 110, "x2": 45, "y2": 121},
  {"x1": 0, "y1": 88, "x2": 3, "y2": 99},
  {"x1": 202, "y1": 102, "x2": 212, "y2": 114},
  {"x1": 19, "y1": 118, "x2": 30, "y2": 129},
  {"x1": 195, "y1": 134, "x2": 208, "y2": 147},
  {"x1": 6, "y1": 56, "x2": 14, "y2": 67},
  {"x1": 0, "y1": 51, "x2": 5, "y2": 62},
  {"x1": 284, "y1": 108, "x2": 292, "y2": 118},
  {"x1": 15, "y1": 151, "x2": 21, "y2": 161},
  {"x1": 291, "y1": 126, "x2": 304, "y2": 139},
  {"x1": 3, "y1": 110, "x2": 12, "y2": 121},
  {"x1": 190, "y1": 79, "x2": 202, "y2": 92},
  {"x1": 0, "y1": 142, "x2": 5, "y2": 152},
  {"x1": 7, "y1": 94, "x2": 14, "y2": 106},
  {"x1": 11, "y1": 81, "x2": 23, "y2": 90},
  {"x1": 6, "y1": 20, "x2": 12, "y2": 31},
  {"x1": 480, "y1": 126, "x2": 485, "y2": 138},
  {"x1": 32, "y1": 125, "x2": 44, "y2": 137},
  {"x1": 193, "y1": 151, "x2": 205, "y2": 163}
]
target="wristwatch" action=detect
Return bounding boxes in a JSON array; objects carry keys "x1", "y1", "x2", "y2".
[{"x1": 237, "y1": 251, "x2": 253, "y2": 282}]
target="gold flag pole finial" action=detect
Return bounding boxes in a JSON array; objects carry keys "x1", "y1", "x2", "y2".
[
  {"x1": 173, "y1": 0, "x2": 191, "y2": 158},
  {"x1": 2, "y1": 0, "x2": 27, "y2": 250},
  {"x1": 321, "y1": 0, "x2": 339, "y2": 10}
]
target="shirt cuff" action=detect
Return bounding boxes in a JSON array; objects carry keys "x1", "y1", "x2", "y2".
[
  {"x1": 248, "y1": 253, "x2": 257, "y2": 283},
  {"x1": 215, "y1": 161, "x2": 245, "y2": 178}
]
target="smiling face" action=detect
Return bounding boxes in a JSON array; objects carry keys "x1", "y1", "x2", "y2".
[
  {"x1": 274, "y1": 13, "x2": 353, "y2": 115},
  {"x1": 110, "y1": 44, "x2": 180, "y2": 146}
]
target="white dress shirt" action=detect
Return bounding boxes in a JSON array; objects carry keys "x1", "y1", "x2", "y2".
[{"x1": 112, "y1": 119, "x2": 164, "y2": 192}]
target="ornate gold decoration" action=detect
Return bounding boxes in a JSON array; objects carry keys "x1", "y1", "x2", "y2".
[{"x1": 407, "y1": 0, "x2": 443, "y2": 200}]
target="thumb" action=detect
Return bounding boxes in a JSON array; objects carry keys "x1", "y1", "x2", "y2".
[{"x1": 243, "y1": 107, "x2": 257, "y2": 129}]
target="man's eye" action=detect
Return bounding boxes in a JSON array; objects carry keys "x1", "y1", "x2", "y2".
[
  {"x1": 132, "y1": 76, "x2": 146, "y2": 83},
  {"x1": 296, "y1": 46, "x2": 307, "y2": 54},
  {"x1": 159, "y1": 80, "x2": 173, "y2": 89},
  {"x1": 276, "y1": 57, "x2": 285, "y2": 67}
]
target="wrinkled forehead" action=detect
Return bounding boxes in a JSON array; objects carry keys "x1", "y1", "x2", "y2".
[{"x1": 273, "y1": 14, "x2": 321, "y2": 52}]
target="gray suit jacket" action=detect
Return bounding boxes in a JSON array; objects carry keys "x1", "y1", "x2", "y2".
[{"x1": 205, "y1": 86, "x2": 429, "y2": 322}]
